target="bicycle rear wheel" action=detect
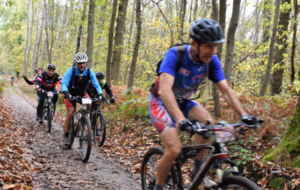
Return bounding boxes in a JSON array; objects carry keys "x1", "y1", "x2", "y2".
[
  {"x1": 93, "y1": 111, "x2": 106, "y2": 147},
  {"x1": 47, "y1": 104, "x2": 52, "y2": 133},
  {"x1": 79, "y1": 115, "x2": 92, "y2": 163},
  {"x1": 217, "y1": 176, "x2": 260, "y2": 190},
  {"x1": 141, "y1": 147, "x2": 177, "y2": 190}
]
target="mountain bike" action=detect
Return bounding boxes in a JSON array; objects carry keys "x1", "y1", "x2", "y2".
[
  {"x1": 90, "y1": 98, "x2": 109, "y2": 147},
  {"x1": 41, "y1": 90, "x2": 58, "y2": 133},
  {"x1": 141, "y1": 120, "x2": 264, "y2": 190},
  {"x1": 67, "y1": 96, "x2": 92, "y2": 163}
]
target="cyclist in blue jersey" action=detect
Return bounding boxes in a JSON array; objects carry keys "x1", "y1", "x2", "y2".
[
  {"x1": 61, "y1": 52, "x2": 104, "y2": 146},
  {"x1": 149, "y1": 18, "x2": 260, "y2": 189}
]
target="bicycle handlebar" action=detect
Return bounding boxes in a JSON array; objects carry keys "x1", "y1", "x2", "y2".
[
  {"x1": 41, "y1": 89, "x2": 59, "y2": 94},
  {"x1": 181, "y1": 119, "x2": 265, "y2": 139},
  {"x1": 91, "y1": 98, "x2": 111, "y2": 104}
]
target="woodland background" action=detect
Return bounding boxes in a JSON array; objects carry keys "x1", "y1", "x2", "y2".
[{"x1": 2, "y1": 0, "x2": 300, "y2": 188}]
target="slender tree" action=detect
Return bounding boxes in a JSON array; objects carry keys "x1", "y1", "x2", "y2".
[
  {"x1": 127, "y1": 0, "x2": 142, "y2": 94},
  {"x1": 106, "y1": 0, "x2": 119, "y2": 86},
  {"x1": 59, "y1": 5, "x2": 71, "y2": 69},
  {"x1": 111, "y1": 0, "x2": 129, "y2": 83},
  {"x1": 178, "y1": 0, "x2": 187, "y2": 42},
  {"x1": 291, "y1": 0, "x2": 298, "y2": 83},
  {"x1": 32, "y1": 1, "x2": 45, "y2": 75},
  {"x1": 271, "y1": 0, "x2": 291, "y2": 94},
  {"x1": 260, "y1": 0, "x2": 281, "y2": 96},
  {"x1": 86, "y1": 0, "x2": 96, "y2": 69},
  {"x1": 52, "y1": 3, "x2": 67, "y2": 60},
  {"x1": 26, "y1": 0, "x2": 34, "y2": 75},
  {"x1": 223, "y1": 0, "x2": 241, "y2": 85},
  {"x1": 23, "y1": 0, "x2": 30, "y2": 75}
]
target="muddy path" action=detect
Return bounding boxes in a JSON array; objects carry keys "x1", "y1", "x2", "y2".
[{"x1": 3, "y1": 87, "x2": 140, "y2": 190}]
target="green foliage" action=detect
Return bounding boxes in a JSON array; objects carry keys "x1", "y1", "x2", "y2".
[{"x1": 269, "y1": 177, "x2": 285, "y2": 189}]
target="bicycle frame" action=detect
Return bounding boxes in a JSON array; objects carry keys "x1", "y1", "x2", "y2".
[
  {"x1": 173, "y1": 142, "x2": 239, "y2": 190},
  {"x1": 71, "y1": 97, "x2": 91, "y2": 135}
]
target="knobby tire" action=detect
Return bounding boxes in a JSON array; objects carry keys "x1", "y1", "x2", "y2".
[
  {"x1": 79, "y1": 115, "x2": 92, "y2": 163},
  {"x1": 217, "y1": 176, "x2": 261, "y2": 190},
  {"x1": 93, "y1": 111, "x2": 106, "y2": 147},
  {"x1": 67, "y1": 117, "x2": 76, "y2": 149},
  {"x1": 141, "y1": 147, "x2": 177, "y2": 190},
  {"x1": 47, "y1": 104, "x2": 52, "y2": 133}
]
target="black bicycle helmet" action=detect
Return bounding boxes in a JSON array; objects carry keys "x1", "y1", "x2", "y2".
[
  {"x1": 96, "y1": 72, "x2": 105, "y2": 79},
  {"x1": 189, "y1": 18, "x2": 226, "y2": 44},
  {"x1": 47, "y1": 64, "x2": 56, "y2": 70}
]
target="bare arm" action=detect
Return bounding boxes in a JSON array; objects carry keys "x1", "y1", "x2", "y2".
[
  {"x1": 215, "y1": 80, "x2": 247, "y2": 116},
  {"x1": 158, "y1": 73, "x2": 185, "y2": 123}
]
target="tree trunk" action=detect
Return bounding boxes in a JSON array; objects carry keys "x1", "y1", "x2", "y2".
[
  {"x1": 111, "y1": 0, "x2": 129, "y2": 84},
  {"x1": 59, "y1": 6, "x2": 71, "y2": 70},
  {"x1": 189, "y1": 0, "x2": 193, "y2": 23},
  {"x1": 263, "y1": 91, "x2": 300, "y2": 167},
  {"x1": 86, "y1": 0, "x2": 96, "y2": 69},
  {"x1": 211, "y1": 0, "x2": 218, "y2": 21},
  {"x1": 271, "y1": 0, "x2": 291, "y2": 94},
  {"x1": 23, "y1": 0, "x2": 30, "y2": 75},
  {"x1": 260, "y1": 0, "x2": 281, "y2": 96},
  {"x1": 32, "y1": 0, "x2": 45, "y2": 75},
  {"x1": 44, "y1": 0, "x2": 51, "y2": 65},
  {"x1": 178, "y1": 0, "x2": 187, "y2": 42},
  {"x1": 31, "y1": 0, "x2": 42, "y2": 75},
  {"x1": 193, "y1": 0, "x2": 198, "y2": 20},
  {"x1": 52, "y1": 4, "x2": 67, "y2": 60},
  {"x1": 212, "y1": 0, "x2": 226, "y2": 118},
  {"x1": 26, "y1": 0, "x2": 34, "y2": 76},
  {"x1": 106, "y1": 0, "x2": 118, "y2": 86},
  {"x1": 50, "y1": 2, "x2": 54, "y2": 56},
  {"x1": 73, "y1": 1, "x2": 87, "y2": 65},
  {"x1": 223, "y1": 0, "x2": 241, "y2": 85},
  {"x1": 291, "y1": 0, "x2": 298, "y2": 84},
  {"x1": 260, "y1": 0, "x2": 272, "y2": 66},
  {"x1": 127, "y1": 0, "x2": 141, "y2": 94}
]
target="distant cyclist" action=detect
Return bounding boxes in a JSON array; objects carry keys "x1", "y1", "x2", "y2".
[
  {"x1": 148, "y1": 18, "x2": 261, "y2": 189},
  {"x1": 86, "y1": 72, "x2": 115, "y2": 136},
  {"x1": 23, "y1": 67, "x2": 43, "y2": 85},
  {"x1": 61, "y1": 52, "x2": 104, "y2": 146},
  {"x1": 86, "y1": 72, "x2": 115, "y2": 104},
  {"x1": 9, "y1": 75, "x2": 14, "y2": 86},
  {"x1": 35, "y1": 64, "x2": 62, "y2": 124}
]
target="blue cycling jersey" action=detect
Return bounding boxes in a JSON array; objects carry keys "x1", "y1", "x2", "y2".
[
  {"x1": 151, "y1": 45, "x2": 226, "y2": 101},
  {"x1": 61, "y1": 66, "x2": 102, "y2": 96}
]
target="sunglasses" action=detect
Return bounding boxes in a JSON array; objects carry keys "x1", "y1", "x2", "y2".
[{"x1": 77, "y1": 62, "x2": 86, "y2": 65}]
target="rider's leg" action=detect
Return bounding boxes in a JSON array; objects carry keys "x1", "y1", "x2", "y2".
[
  {"x1": 52, "y1": 93, "x2": 59, "y2": 116},
  {"x1": 186, "y1": 102, "x2": 213, "y2": 161},
  {"x1": 148, "y1": 94, "x2": 181, "y2": 186},
  {"x1": 64, "y1": 99, "x2": 75, "y2": 133},
  {"x1": 36, "y1": 91, "x2": 46, "y2": 118},
  {"x1": 156, "y1": 128, "x2": 182, "y2": 186}
]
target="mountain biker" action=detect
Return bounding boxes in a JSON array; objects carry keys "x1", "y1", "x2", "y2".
[
  {"x1": 35, "y1": 64, "x2": 62, "y2": 124},
  {"x1": 86, "y1": 71, "x2": 115, "y2": 136},
  {"x1": 61, "y1": 52, "x2": 104, "y2": 146},
  {"x1": 148, "y1": 18, "x2": 260, "y2": 190},
  {"x1": 86, "y1": 72, "x2": 115, "y2": 104},
  {"x1": 23, "y1": 68, "x2": 43, "y2": 85},
  {"x1": 9, "y1": 75, "x2": 14, "y2": 86}
]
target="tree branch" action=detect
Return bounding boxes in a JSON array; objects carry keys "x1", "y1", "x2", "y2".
[{"x1": 151, "y1": 0, "x2": 174, "y2": 45}]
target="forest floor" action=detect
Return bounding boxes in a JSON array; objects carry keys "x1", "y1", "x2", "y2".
[
  {"x1": 0, "y1": 80, "x2": 140, "y2": 189},
  {"x1": 3, "y1": 77, "x2": 300, "y2": 189}
]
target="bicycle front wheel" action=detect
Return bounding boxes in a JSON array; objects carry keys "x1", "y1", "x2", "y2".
[
  {"x1": 47, "y1": 104, "x2": 52, "y2": 133},
  {"x1": 218, "y1": 176, "x2": 260, "y2": 190},
  {"x1": 79, "y1": 115, "x2": 92, "y2": 163},
  {"x1": 93, "y1": 111, "x2": 106, "y2": 147},
  {"x1": 141, "y1": 147, "x2": 177, "y2": 190}
]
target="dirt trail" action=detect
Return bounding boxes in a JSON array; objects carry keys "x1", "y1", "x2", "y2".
[{"x1": 3, "y1": 87, "x2": 140, "y2": 190}]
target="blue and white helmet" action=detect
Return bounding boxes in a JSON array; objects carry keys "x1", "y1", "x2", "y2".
[{"x1": 74, "y1": 52, "x2": 88, "y2": 63}]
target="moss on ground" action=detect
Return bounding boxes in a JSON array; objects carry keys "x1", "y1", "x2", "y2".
[
  {"x1": 263, "y1": 104, "x2": 300, "y2": 169},
  {"x1": 269, "y1": 177, "x2": 285, "y2": 189}
]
